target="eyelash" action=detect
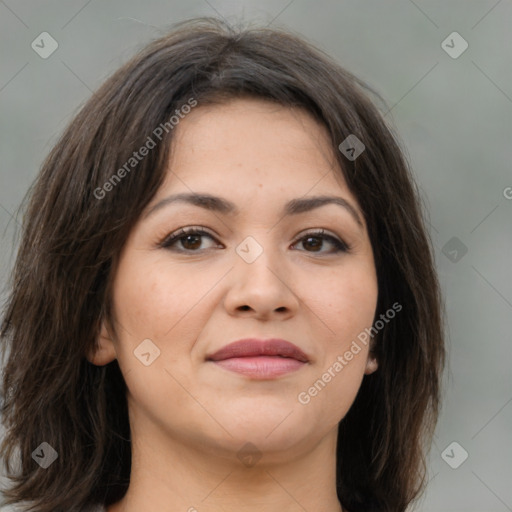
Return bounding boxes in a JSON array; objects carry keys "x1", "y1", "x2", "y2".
[{"x1": 159, "y1": 226, "x2": 350, "y2": 254}]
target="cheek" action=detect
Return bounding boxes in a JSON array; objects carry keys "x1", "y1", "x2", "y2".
[
  {"x1": 110, "y1": 253, "x2": 224, "y2": 347},
  {"x1": 294, "y1": 261, "x2": 377, "y2": 416},
  {"x1": 303, "y1": 262, "x2": 378, "y2": 341},
  {"x1": 300, "y1": 357, "x2": 367, "y2": 427}
]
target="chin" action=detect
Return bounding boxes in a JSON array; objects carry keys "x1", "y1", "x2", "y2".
[{"x1": 216, "y1": 413, "x2": 316, "y2": 452}]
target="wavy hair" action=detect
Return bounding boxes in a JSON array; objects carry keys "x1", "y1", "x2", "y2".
[{"x1": 0, "y1": 17, "x2": 445, "y2": 512}]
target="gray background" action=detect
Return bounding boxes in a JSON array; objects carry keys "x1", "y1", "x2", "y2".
[{"x1": 0, "y1": 1, "x2": 511, "y2": 511}]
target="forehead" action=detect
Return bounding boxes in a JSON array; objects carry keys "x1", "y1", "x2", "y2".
[{"x1": 163, "y1": 97, "x2": 348, "y2": 193}]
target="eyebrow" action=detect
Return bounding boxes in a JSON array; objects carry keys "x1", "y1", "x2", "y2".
[{"x1": 143, "y1": 192, "x2": 363, "y2": 227}]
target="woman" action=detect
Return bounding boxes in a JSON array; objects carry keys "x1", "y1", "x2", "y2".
[{"x1": 0, "y1": 17, "x2": 445, "y2": 512}]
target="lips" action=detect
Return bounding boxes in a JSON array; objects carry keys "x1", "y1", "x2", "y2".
[
  {"x1": 207, "y1": 338, "x2": 309, "y2": 362},
  {"x1": 206, "y1": 338, "x2": 309, "y2": 379}
]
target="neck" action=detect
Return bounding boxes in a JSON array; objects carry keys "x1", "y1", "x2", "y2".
[{"x1": 106, "y1": 418, "x2": 344, "y2": 512}]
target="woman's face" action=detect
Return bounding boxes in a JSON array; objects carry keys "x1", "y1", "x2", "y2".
[{"x1": 91, "y1": 97, "x2": 378, "y2": 463}]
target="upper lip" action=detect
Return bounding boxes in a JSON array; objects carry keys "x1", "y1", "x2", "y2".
[{"x1": 207, "y1": 338, "x2": 309, "y2": 363}]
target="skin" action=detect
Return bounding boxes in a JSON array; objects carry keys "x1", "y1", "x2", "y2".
[{"x1": 87, "y1": 97, "x2": 379, "y2": 512}]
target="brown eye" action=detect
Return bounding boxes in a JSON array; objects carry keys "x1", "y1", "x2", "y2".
[
  {"x1": 161, "y1": 227, "x2": 220, "y2": 252},
  {"x1": 293, "y1": 230, "x2": 349, "y2": 254},
  {"x1": 180, "y1": 234, "x2": 203, "y2": 250},
  {"x1": 302, "y1": 236, "x2": 323, "y2": 252}
]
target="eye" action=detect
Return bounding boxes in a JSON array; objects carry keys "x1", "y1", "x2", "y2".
[
  {"x1": 160, "y1": 227, "x2": 222, "y2": 252},
  {"x1": 291, "y1": 229, "x2": 349, "y2": 254},
  {"x1": 159, "y1": 227, "x2": 350, "y2": 255}
]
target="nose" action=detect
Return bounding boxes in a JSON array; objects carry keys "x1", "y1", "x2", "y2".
[{"x1": 223, "y1": 243, "x2": 300, "y2": 321}]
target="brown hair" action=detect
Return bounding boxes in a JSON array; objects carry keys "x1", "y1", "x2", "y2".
[{"x1": 0, "y1": 17, "x2": 445, "y2": 512}]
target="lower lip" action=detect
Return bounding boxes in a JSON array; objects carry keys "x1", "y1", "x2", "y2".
[{"x1": 211, "y1": 356, "x2": 306, "y2": 379}]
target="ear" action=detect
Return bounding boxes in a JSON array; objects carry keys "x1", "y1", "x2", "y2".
[
  {"x1": 364, "y1": 352, "x2": 378, "y2": 375},
  {"x1": 86, "y1": 319, "x2": 117, "y2": 366}
]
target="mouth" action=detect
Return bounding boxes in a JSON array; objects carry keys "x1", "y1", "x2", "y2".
[{"x1": 206, "y1": 338, "x2": 309, "y2": 379}]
